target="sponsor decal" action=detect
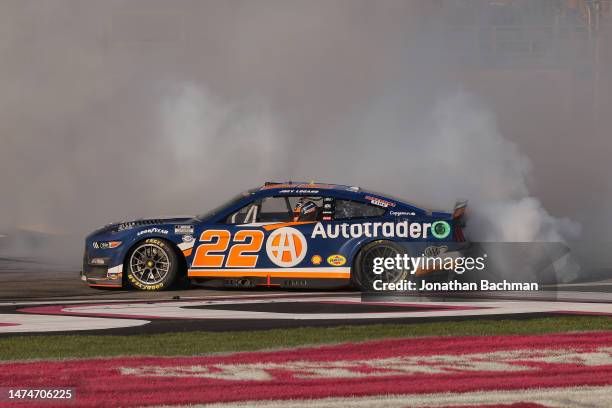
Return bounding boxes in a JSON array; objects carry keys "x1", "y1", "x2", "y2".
[
  {"x1": 136, "y1": 228, "x2": 169, "y2": 236},
  {"x1": 89, "y1": 257, "x2": 107, "y2": 265},
  {"x1": 181, "y1": 234, "x2": 194, "y2": 243},
  {"x1": 3, "y1": 332, "x2": 612, "y2": 406},
  {"x1": 311, "y1": 255, "x2": 322, "y2": 265},
  {"x1": 311, "y1": 221, "x2": 436, "y2": 239},
  {"x1": 327, "y1": 254, "x2": 346, "y2": 266},
  {"x1": 431, "y1": 220, "x2": 451, "y2": 239},
  {"x1": 92, "y1": 241, "x2": 121, "y2": 249},
  {"x1": 265, "y1": 227, "x2": 307, "y2": 267},
  {"x1": 321, "y1": 197, "x2": 335, "y2": 220},
  {"x1": 365, "y1": 195, "x2": 396, "y2": 208},
  {"x1": 117, "y1": 222, "x2": 135, "y2": 231},
  {"x1": 175, "y1": 225, "x2": 194, "y2": 235},
  {"x1": 389, "y1": 210, "x2": 416, "y2": 216}
]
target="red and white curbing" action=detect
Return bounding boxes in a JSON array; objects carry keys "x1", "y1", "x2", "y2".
[{"x1": 1, "y1": 332, "x2": 612, "y2": 407}]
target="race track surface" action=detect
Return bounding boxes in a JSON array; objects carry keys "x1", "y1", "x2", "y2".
[{"x1": 1, "y1": 257, "x2": 612, "y2": 335}]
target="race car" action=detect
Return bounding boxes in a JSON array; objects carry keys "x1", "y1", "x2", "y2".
[{"x1": 82, "y1": 182, "x2": 468, "y2": 291}]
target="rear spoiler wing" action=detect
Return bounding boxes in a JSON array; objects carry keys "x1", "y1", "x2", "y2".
[
  {"x1": 452, "y1": 200, "x2": 467, "y2": 242},
  {"x1": 452, "y1": 200, "x2": 468, "y2": 220}
]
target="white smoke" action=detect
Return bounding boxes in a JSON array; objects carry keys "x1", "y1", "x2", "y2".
[
  {"x1": 288, "y1": 92, "x2": 581, "y2": 244},
  {"x1": 427, "y1": 94, "x2": 582, "y2": 243},
  {"x1": 160, "y1": 85, "x2": 581, "y2": 244},
  {"x1": 157, "y1": 83, "x2": 288, "y2": 206},
  {"x1": 0, "y1": 2, "x2": 597, "y2": 279}
]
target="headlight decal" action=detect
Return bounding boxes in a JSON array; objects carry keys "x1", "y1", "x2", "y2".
[{"x1": 92, "y1": 241, "x2": 122, "y2": 249}]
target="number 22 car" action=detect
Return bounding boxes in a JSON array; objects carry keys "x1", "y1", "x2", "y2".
[{"x1": 82, "y1": 182, "x2": 467, "y2": 291}]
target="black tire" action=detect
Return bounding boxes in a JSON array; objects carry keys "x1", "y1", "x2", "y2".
[
  {"x1": 351, "y1": 240, "x2": 410, "y2": 291},
  {"x1": 125, "y1": 238, "x2": 179, "y2": 291}
]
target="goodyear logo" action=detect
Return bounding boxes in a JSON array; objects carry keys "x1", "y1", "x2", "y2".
[{"x1": 327, "y1": 254, "x2": 346, "y2": 266}]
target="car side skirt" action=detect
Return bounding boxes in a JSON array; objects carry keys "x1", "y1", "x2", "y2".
[{"x1": 188, "y1": 267, "x2": 350, "y2": 279}]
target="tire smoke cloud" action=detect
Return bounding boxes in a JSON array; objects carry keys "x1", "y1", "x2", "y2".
[{"x1": 0, "y1": 1, "x2": 608, "y2": 274}]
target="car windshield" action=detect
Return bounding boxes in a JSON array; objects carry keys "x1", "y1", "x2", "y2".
[{"x1": 193, "y1": 189, "x2": 255, "y2": 221}]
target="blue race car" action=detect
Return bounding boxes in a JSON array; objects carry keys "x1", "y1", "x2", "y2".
[{"x1": 82, "y1": 182, "x2": 468, "y2": 291}]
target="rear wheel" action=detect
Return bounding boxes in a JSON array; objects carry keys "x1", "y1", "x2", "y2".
[
  {"x1": 126, "y1": 238, "x2": 178, "y2": 291},
  {"x1": 352, "y1": 241, "x2": 410, "y2": 291}
]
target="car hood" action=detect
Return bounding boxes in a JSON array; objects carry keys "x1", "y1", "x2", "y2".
[{"x1": 89, "y1": 216, "x2": 194, "y2": 237}]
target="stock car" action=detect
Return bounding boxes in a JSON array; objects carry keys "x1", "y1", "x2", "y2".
[{"x1": 82, "y1": 182, "x2": 468, "y2": 291}]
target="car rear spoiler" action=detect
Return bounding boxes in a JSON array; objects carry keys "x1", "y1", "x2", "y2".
[
  {"x1": 452, "y1": 200, "x2": 468, "y2": 242},
  {"x1": 452, "y1": 200, "x2": 468, "y2": 220}
]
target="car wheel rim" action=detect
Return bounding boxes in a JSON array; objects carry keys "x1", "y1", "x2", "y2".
[
  {"x1": 129, "y1": 243, "x2": 170, "y2": 285},
  {"x1": 361, "y1": 244, "x2": 407, "y2": 285}
]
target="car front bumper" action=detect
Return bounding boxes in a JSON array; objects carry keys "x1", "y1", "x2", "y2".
[{"x1": 82, "y1": 248, "x2": 123, "y2": 288}]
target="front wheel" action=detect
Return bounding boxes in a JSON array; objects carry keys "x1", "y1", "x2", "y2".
[
  {"x1": 351, "y1": 240, "x2": 410, "y2": 291},
  {"x1": 126, "y1": 238, "x2": 179, "y2": 291}
]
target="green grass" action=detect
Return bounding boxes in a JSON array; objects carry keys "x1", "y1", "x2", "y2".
[{"x1": 1, "y1": 316, "x2": 611, "y2": 361}]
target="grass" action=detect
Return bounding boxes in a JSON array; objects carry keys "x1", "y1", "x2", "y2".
[{"x1": 1, "y1": 315, "x2": 611, "y2": 361}]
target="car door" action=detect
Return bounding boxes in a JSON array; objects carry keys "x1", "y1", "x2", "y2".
[
  {"x1": 257, "y1": 196, "x2": 349, "y2": 278},
  {"x1": 187, "y1": 195, "x2": 350, "y2": 280},
  {"x1": 188, "y1": 199, "x2": 265, "y2": 277}
]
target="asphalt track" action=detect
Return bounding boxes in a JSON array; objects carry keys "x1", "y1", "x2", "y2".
[{"x1": 1, "y1": 257, "x2": 612, "y2": 335}]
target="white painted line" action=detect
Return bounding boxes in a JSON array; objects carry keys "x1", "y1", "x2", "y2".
[
  {"x1": 0, "y1": 292, "x2": 340, "y2": 306},
  {"x1": 57, "y1": 297, "x2": 612, "y2": 320},
  {"x1": 0, "y1": 313, "x2": 149, "y2": 333}
]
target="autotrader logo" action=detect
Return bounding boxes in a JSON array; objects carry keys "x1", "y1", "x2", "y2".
[
  {"x1": 266, "y1": 227, "x2": 307, "y2": 267},
  {"x1": 431, "y1": 221, "x2": 451, "y2": 239}
]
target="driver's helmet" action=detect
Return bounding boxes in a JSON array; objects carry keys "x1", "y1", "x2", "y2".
[{"x1": 293, "y1": 198, "x2": 319, "y2": 222}]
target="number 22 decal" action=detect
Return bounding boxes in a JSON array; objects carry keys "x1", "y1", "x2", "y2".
[{"x1": 192, "y1": 230, "x2": 264, "y2": 268}]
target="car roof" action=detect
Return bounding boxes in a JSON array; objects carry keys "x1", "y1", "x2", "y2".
[
  {"x1": 257, "y1": 182, "x2": 423, "y2": 211},
  {"x1": 256, "y1": 182, "x2": 447, "y2": 216},
  {"x1": 258, "y1": 181, "x2": 360, "y2": 193}
]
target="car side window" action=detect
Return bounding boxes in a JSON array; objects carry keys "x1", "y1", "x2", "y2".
[
  {"x1": 226, "y1": 196, "x2": 329, "y2": 224},
  {"x1": 334, "y1": 199, "x2": 386, "y2": 220},
  {"x1": 258, "y1": 196, "x2": 293, "y2": 222},
  {"x1": 287, "y1": 196, "x2": 325, "y2": 221},
  {"x1": 226, "y1": 201, "x2": 260, "y2": 224}
]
